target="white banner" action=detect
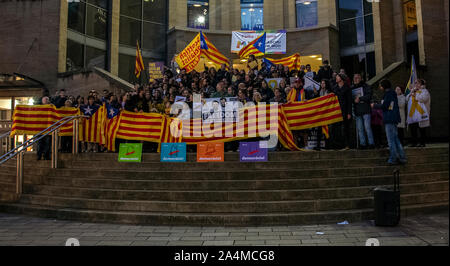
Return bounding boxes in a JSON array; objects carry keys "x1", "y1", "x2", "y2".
[
  {"x1": 304, "y1": 76, "x2": 320, "y2": 92},
  {"x1": 231, "y1": 31, "x2": 287, "y2": 54},
  {"x1": 407, "y1": 97, "x2": 429, "y2": 124}
]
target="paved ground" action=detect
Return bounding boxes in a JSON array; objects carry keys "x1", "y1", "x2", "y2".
[{"x1": 0, "y1": 212, "x2": 447, "y2": 246}]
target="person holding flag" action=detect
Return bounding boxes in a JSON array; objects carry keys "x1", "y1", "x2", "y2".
[
  {"x1": 405, "y1": 55, "x2": 431, "y2": 147},
  {"x1": 406, "y1": 79, "x2": 431, "y2": 147},
  {"x1": 239, "y1": 32, "x2": 266, "y2": 72}
]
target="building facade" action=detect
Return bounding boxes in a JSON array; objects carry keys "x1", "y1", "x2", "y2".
[{"x1": 0, "y1": 0, "x2": 448, "y2": 138}]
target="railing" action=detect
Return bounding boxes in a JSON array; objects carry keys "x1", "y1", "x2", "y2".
[
  {"x1": 0, "y1": 130, "x2": 12, "y2": 156},
  {"x1": 0, "y1": 116, "x2": 85, "y2": 197}
]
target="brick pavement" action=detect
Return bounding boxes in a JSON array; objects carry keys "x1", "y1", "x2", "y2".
[{"x1": 0, "y1": 211, "x2": 447, "y2": 246}]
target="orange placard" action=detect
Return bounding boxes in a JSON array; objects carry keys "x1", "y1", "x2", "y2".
[{"x1": 197, "y1": 143, "x2": 224, "y2": 162}]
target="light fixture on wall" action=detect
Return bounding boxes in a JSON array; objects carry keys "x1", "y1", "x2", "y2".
[{"x1": 197, "y1": 16, "x2": 205, "y2": 23}]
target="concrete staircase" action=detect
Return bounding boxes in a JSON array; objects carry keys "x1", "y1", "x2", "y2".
[{"x1": 0, "y1": 145, "x2": 448, "y2": 226}]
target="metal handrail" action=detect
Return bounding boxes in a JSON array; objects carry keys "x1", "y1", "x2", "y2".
[
  {"x1": 1, "y1": 115, "x2": 86, "y2": 198},
  {"x1": 0, "y1": 116, "x2": 85, "y2": 165},
  {"x1": 0, "y1": 116, "x2": 72, "y2": 163}
]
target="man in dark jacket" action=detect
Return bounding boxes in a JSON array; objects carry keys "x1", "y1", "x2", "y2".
[
  {"x1": 316, "y1": 60, "x2": 333, "y2": 82},
  {"x1": 333, "y1": 73, "x2": 353, "y2": 150},
  {"x1": 372, "y1": 80, "x2": 407, "y2": 165},
  {"x1": 352, "y1": 74, "x2": 375, "y2": 149},
  {"x1": 52, "y1": 89, "x2": 67, "y2": 108}
]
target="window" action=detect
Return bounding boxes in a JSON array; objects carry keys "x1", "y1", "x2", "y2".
[
  {"x1": 66, "y1": 39, "x2": 85, "y2": 71},
  {"x1": 118, "y1": 0, "x2": 167, "y2": 83},
  {"x1": 86, "y1": 45, "x2": 106, "y2": 69},
  {"x1": 144, "y1": 0, "x2": 166, "y2": 24},
  {"x1": 338, "y1": 0, "x2": 376, "y2": 81},
  {"x1": 120, "y1": 0, "x2": 142, "y2": 19},
  {"x1": 86, "y1": 4, "x2": 107, "y2": 40},
  {"x1": 66, "y1": 1, "x2": 108, "y2": 71},
  {"x1": 241, "y1": 0, "x2": 264, "y2": 31},
  {"x1": 338, "y1": 0, "x2": 374, "y2": 48},
  {"x1": 187, "y1": 0, "x2": 209, "y2": 29},
  {"x1": 143, "y1": 22, "x2": 166, "y2": 53},
  {"x1": 296, "y1": 0, "x2": 318, "y2": 29},
  {"x1": 68, "y1": 1, "x2": 86, "y2": 33},
  {"x1": 403, "y1": 0, "x2": 417, "y2": 33},
  {"x1": 119, "y1": 16, "x2": 142, "y2": 46}
]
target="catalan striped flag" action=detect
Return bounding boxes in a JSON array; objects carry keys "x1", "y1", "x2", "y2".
[
  {"x1": 322, "y1": 125, "x2": 330, "y2": 139},
  {"x1": 80, "y1": 104, "x2": 104, "y2": 143},
  {"x1": 200, "y1": 32, "x2": 229, "y2": 69},
  {"x1": 238, "y1": 32, "x2": 266, "y2": 58},
  {"x1": 178, "y1": 104, "x2": 301, "y2": 151},
  {"x1": 283, "y1": 94, "x2": 343, "y2": 130},
  {"x1": 287, "y1": 88, "x2": 306, "y2": 103},
  {"x1": 115, "y1": 111, "x2": 164, "y2": 143},
  {"x1": 135, "y1": 40, "x2": 145, "y2": 78},
  {"x1": 56, "y1": 107, "x2": 81, "y2": 136},
  {"x1": 265, "y1": 53, "x2": 301, "y2": 70},
  {"x1": 10, "y1": 105, "x2": 79, "y2": 136},
  {"x1": 100, "y1": 104, "x2": 121, "y2": 151}
]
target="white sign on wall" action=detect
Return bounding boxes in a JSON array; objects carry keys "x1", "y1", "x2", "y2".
[{"x1": 231, "y1": 31, "x2": 287, "y2": 54}]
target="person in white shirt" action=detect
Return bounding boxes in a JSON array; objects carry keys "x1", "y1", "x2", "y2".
[
  {"x1": 406, "y1": 79, "x2": 431, "y2": 147},
  {"x1": 396, "y1": 86, "x2": 407, "y2": 145}
]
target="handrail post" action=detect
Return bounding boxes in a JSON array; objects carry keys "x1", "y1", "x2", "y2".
[
  {"x1": 72, "y1": 118, "x2": 79, "y2": 154},
  {"x1": 51, "y1": 130, "x2": 59, "y2": 169},
  {"x1": 16, "y1": 151, "x2": 23, "y2": 196}
]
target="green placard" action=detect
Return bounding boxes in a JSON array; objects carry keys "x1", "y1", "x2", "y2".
[{"x1": 118, "y1": 143, "x2": 143, "y2": 163}]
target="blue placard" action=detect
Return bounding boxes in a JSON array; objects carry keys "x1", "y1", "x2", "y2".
[
  {"x1": 239, "y1": 141, "x2": 268, "y2": 162},
  {"x1": 161, "y1": 143, "x2": 187, "y2": 162}
]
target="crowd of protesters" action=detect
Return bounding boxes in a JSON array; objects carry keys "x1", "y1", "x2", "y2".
[{"x1": 35, "y1": 57, "x2": 431, "y2": 165}]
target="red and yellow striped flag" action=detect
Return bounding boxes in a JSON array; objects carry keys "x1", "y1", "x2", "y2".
[
  {"x1": 115, "y1": 111, "x2": 164, "y2": 143},
  {"x1": 135, "y1": 40, "x2": 145, "y2": 78},
  {"x1": 266, "y1": 53, "x2": 301, "y2": 70},
  {"x1": 283, "y1": 94, "x2": 343, "y2": 130},
  {"x1": 10, "y1": 105, "x2": 79, "y2": 136},
  {"x1": 287, "y1": 88, "x2": 306, "y2": 103}
]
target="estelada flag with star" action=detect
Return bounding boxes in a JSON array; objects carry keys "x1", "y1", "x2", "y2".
[
  {"x1": 238, "y1": 32, "x2": 266, "y2": 58},
  {"x1": 175, "y1": 32, "x2": 229, "y2": 73},
  {"x1": 100, "y1": 103, "x2": 121, "y2": 151},
  {"x1": 80, "y1": 104, "x2": 104, "y2": 143}
]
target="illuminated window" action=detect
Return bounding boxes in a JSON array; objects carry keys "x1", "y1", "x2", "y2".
[
  {"x1": 296, "y1": 0, "x2": 318, "y2": 29},
  {"x1": 187, "y1": 0, "x2": 209, "y2": 29},
  {"x1": 241, "y1": 0, "x2": 264, "y2": 31}
]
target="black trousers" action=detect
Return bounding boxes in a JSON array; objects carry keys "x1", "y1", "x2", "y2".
[
  {"x1": 61, "y1": 136, "x2": 72, "y2": 153},
  {"x1": 398, "y1": 127, "x2": 405, "y2": 145},
  {"x1": 409, "y1": 123, "x2": 427, "y2": 145},
  {"x1": 37, "y1": 135, "x2": 51, "y2": 159}
]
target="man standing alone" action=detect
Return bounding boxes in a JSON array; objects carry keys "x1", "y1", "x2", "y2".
[{"x1": 372, "y1": 80, "x2": 407, "y2": 165}]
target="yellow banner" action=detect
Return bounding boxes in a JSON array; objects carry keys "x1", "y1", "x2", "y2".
[{"x1": 175, "y1": 33, "x2": 202, "y2": 73}]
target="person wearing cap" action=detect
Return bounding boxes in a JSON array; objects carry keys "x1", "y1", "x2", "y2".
[{"x1": 287, "y1": 78, "x2": 310, "y2": 148}]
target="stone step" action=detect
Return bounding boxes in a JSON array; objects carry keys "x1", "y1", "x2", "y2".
[
  {"x1": 0, "y1": 201, "x2": 447, "y2": 226},
  {"x1": 16, "y1": 191, "x2": 448, "y2": 213},
  {"x1": 31, "y1": 171, "x2": 448, "y2": 191},
  {"x1": 23, "y1": 181, "x2": 448, "y2": 202},
  {"x1": 5, "y1": 146, "x2": 448, "y2": 164},
  {"x1": 59, "y1": 154, "x2": 448, "y2": 170},
  {"x1": 10, "y1": 162, "x2": 445, "y2": 180}
]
